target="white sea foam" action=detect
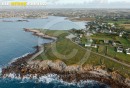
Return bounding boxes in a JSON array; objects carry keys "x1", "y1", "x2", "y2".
[
  {"x1": 38, "y1": 74, "x2": 59, "y2": 83},
  {"x1": 8, "y1": 53, "x2": 30, "y2": 65},
  {"x1": 2, "y1": 73, "x2": 110, "y2": 87},
  {"x1": 0, "y1": 68, "x2": 2, "y2": 74}
]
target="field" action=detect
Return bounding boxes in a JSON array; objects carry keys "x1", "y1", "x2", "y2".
[
  {"x1": 35, "y1": 29, "x2": 89, "y2": 65},
  {"x1": 91, "y1": 33, "x2": 114, "y2": 40},
  {"x1": 68, "y1": 17, "x2": 95, "y2": 22},
  {"x1": 34, "y1": 29, "x2": 130, "y2": 77},
  {"x1": 107, "y1": 46, "x2": 130, "y2": 64},
  {"x1": 121, "y1": 24, "x2": 130, "y2": 30},
  {"x1": 115, "y1": 36, "x2": 130, "y2": 47},
  {"x1": 91, "y1": 33, "x2": 130, "y2": 47},
  {"x1": 98, "y1": 46, "x2": 106, "y2": 54},
  {"x1": 106, "y1": 19, "x2": 130, "y2": 24},
  {"x1": 106, "y1": 19, "x2": 130, "y2": 30},
  {"x1": 91, "y1": 33, "x2": 130, "y2": 63},
  {"x1": 84, "y1": 53, "x2": 130, "y2": 78}
]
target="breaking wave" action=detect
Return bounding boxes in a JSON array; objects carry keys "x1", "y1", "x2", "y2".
[
  {"x1": 8, "y1": 53, "x2": 30, "y2": 65},
  {"x1": 0, "y1": 73, "x2": 110, "y2": 88}
]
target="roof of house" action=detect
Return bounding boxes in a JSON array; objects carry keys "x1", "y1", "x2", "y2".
[
  {"x1": 126, "y1": 48, "x2": 130, "y2": 53},
  {"x1": 117, "y1": 47, "x2": 123, "y2": 51}
]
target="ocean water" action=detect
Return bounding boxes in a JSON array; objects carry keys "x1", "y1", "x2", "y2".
[
  {"x1": 0, "y1": 73, "x2": 110, "y2": 88},
  {"x1": 0, "y1": 16, "x2": 109, "y2": 88},
  {"x1": 0, "y1": 79, "x2": 109, "y2": 88},
  {"x1": 0, "y1": 16, "x2": 86, "y2": 66}
]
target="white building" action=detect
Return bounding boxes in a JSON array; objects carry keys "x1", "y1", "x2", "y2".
[
  {"x1": 126, "y1": 48, "x2": 130, "y2": 55},
  {"x1": 85, "y1": 42, "x2": 92, "y2": 47},
  {"x1": 91, "y1": 44, "x2": 98, "y2": 48},
  {"x1": 117, "y1": 47, "x2": 123, "y2": 53},
  {"x1": 119, "y1": 32, "x2": 123, "y2": 37}
]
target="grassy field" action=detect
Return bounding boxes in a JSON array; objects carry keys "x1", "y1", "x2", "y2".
[
  {"x1": 121, "y1": 24, "x2": 130, "y2": 30},
  {"x1": 107, "y1": 46, "x2": 130, "y2": 64},
  {"x1": 106, "y1": 19, "x2": 130, "y2": 25},
  {"x1": 106, "y1": 19, "x2": 130, "y2": 30},
  {"x1": 91, "y1": 33, "x2": 115, "y2": 40},
  {"x1": 80, "y1": 35, "x2": 87, "y2": 45},
  {"x1": 98, "y1": 46, "x2": 106, "y2": 54},
  {"x1": 115, "y1": 36, "x2": 130, "y2": 47},
  {"x1": 35, "y1": 29, "x2": 90, "y2": 65},
  {"x1": 84, "y1": 53, "x2": 130, "y2": 78},
  {"x1": 34, "y1": 29, "x2": 130, "y2": 77},
  {"x1": 38, "y1": 29, "x2": 67, "y2": 37},
  {"x1": 68, "y1": 17, "x2": 95, "y2": 21},
  {"x1": 91, "y1": 33, "x2": 130, "y2": 64},
  {"x1": 91, "y1": 33, "x2": 130, "y2": 47}
]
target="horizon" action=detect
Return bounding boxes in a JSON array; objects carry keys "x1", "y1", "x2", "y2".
[{"x1": 0, "y1": 0, "x2": 130, "y2": 8}]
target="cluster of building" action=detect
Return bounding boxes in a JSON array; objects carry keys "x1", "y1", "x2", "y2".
[
  {"x1": 72, "y1": 19, "x2": 130, "y2": 55},
  {"x1": 0, "y1": 10, "x2": 48, "y2": 18},
  {"x1": 114, "y1": 41, "x2": 130, "y2": 55},
  {"x1": 75, "y1": 34, "x2": 130, "y2": 55},
  {"x1": 48, "y1": 9, "x2": 130, "y2": 20}
]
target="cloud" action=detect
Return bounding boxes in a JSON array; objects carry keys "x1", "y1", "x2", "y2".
[
  {"x1": 46, "y1": 0, "x2": 60, "y2": 3},
  {"x1": 1, "y1": 0, "x2": 130, "y2": 8},
  {"x1": 90, "y1": 0, "x2": 108, "y2": 3},
  {"x1": 45, "y1": 0, "x2": 130, "y2": 8}
]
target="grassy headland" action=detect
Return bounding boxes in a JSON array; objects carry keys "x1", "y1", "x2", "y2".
[
  {"x1": 34, "y1": 29, "x2": 130, "y2": 78},
  {"x1": 35, "y1": 29, "x2": 89, "y2": 65}
]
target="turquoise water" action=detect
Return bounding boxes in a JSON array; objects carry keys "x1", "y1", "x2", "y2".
[{"x1": 0, "y1": 16, "x2": 109, "y2": 88}]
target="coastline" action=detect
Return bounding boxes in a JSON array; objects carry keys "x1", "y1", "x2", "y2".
[
  {"x1": 8, "y1": 53, "x2": 30, "y2": 65},
  {"x1": 23, "y1": 28, "x2": 57, "y2": 41},
  {"x1": 66, "y1": 17, "x2": 95, "y2": 22},
  {"x1": 1, "y1": 28, "x2": 130, "y2": 88}
]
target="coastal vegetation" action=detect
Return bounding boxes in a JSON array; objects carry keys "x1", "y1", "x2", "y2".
[
  {"x1": 68, "y1": 17, "x2": 95, "y2": 22},
  {"x1": 91, "y1": 33, "x2": 130, "y2": 63},
  {"x1": 2, "y1": 9, "x2": 130, "y2": 87},
  {"x1": 105, "y1": 18, "x2": 130, "y2": 31},
  {"x1": 34, "y1": 29, "x2": 130, "y2": 78},
  {"x1": 35, "y1": 29, "x2": 89, "y2": 65}
]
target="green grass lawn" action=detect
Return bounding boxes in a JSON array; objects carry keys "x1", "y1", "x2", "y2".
[
  {"x1": 91, "y1": 33, "x2": 115, "y2": 40},
  {"x1": 37, "y1": 29, "x2": 68, "y2": 37},
  {"x1": 107, "y1": 46, "x2": 130, "y2": 64},
  {"x1": 34, "y1": 29, "x2": 130, "y2": 77},
  {"x1": 84, "y1": 52, "x2": 130, "y2": 78},
  {"x1": 106, "y1": 19, "x2": 130, "y2": 25},
  {"x1": 115, "y1": 36, "x2": 130, "y2": 47},
  {"x1": 92, "y1": 47, "x2": 98, "y2": 52},
  {"x1": 91, "y1": 33, "x2": 130, "y2": 48},
  {"x1": 80, "y1": 36, "x2": 87, "y2": 45},
  {"x1": 35, "y1": 29, "x2": 90, "y2": 65},
  {"x1": 106, "y1": 19, "x2": 130, "y2": 31},
  {"x1": 98, "y1": 46, "x2": 106, "y2": 54},
  {"x1": 91, "y1": 33, "x2": 130, "y2": 62}
]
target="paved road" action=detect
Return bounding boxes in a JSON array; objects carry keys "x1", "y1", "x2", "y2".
[
  {"x1": 28, "y1": 46, "x2": 44, "y2": 63},
  {"x1": 68, "y1": 37, "x2": 130, "y2": 68},
  {"x1": 28, "y1": 34, "x2": 130, "y2": 68}
]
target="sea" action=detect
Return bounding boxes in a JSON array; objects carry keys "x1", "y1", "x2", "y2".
[{"x1": 0, "y1": 16, "x2": 110, "y2": 88}]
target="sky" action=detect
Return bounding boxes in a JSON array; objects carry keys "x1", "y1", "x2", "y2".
[
  {"x1": 1, "y1": 0, "x2": 130, "y2": 8},
  {"x1": 1, "y1": 0, "x2": 129, "y2": 3}
]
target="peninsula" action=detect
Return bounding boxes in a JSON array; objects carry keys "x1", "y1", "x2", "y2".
[{"x1": 1, "y1": 28, "x2": 130, "y2": 88}]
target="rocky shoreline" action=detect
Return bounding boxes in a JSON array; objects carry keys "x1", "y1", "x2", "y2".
[
  {"x1": 1, "y1": 58, "x2": 130, "y2": 88},
  {"x1": 1, "y1": 28, "x2": 130, "y2": 88},
  {"x1": 23, "y1": 28, "x2": 57, "y2": 40}
]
